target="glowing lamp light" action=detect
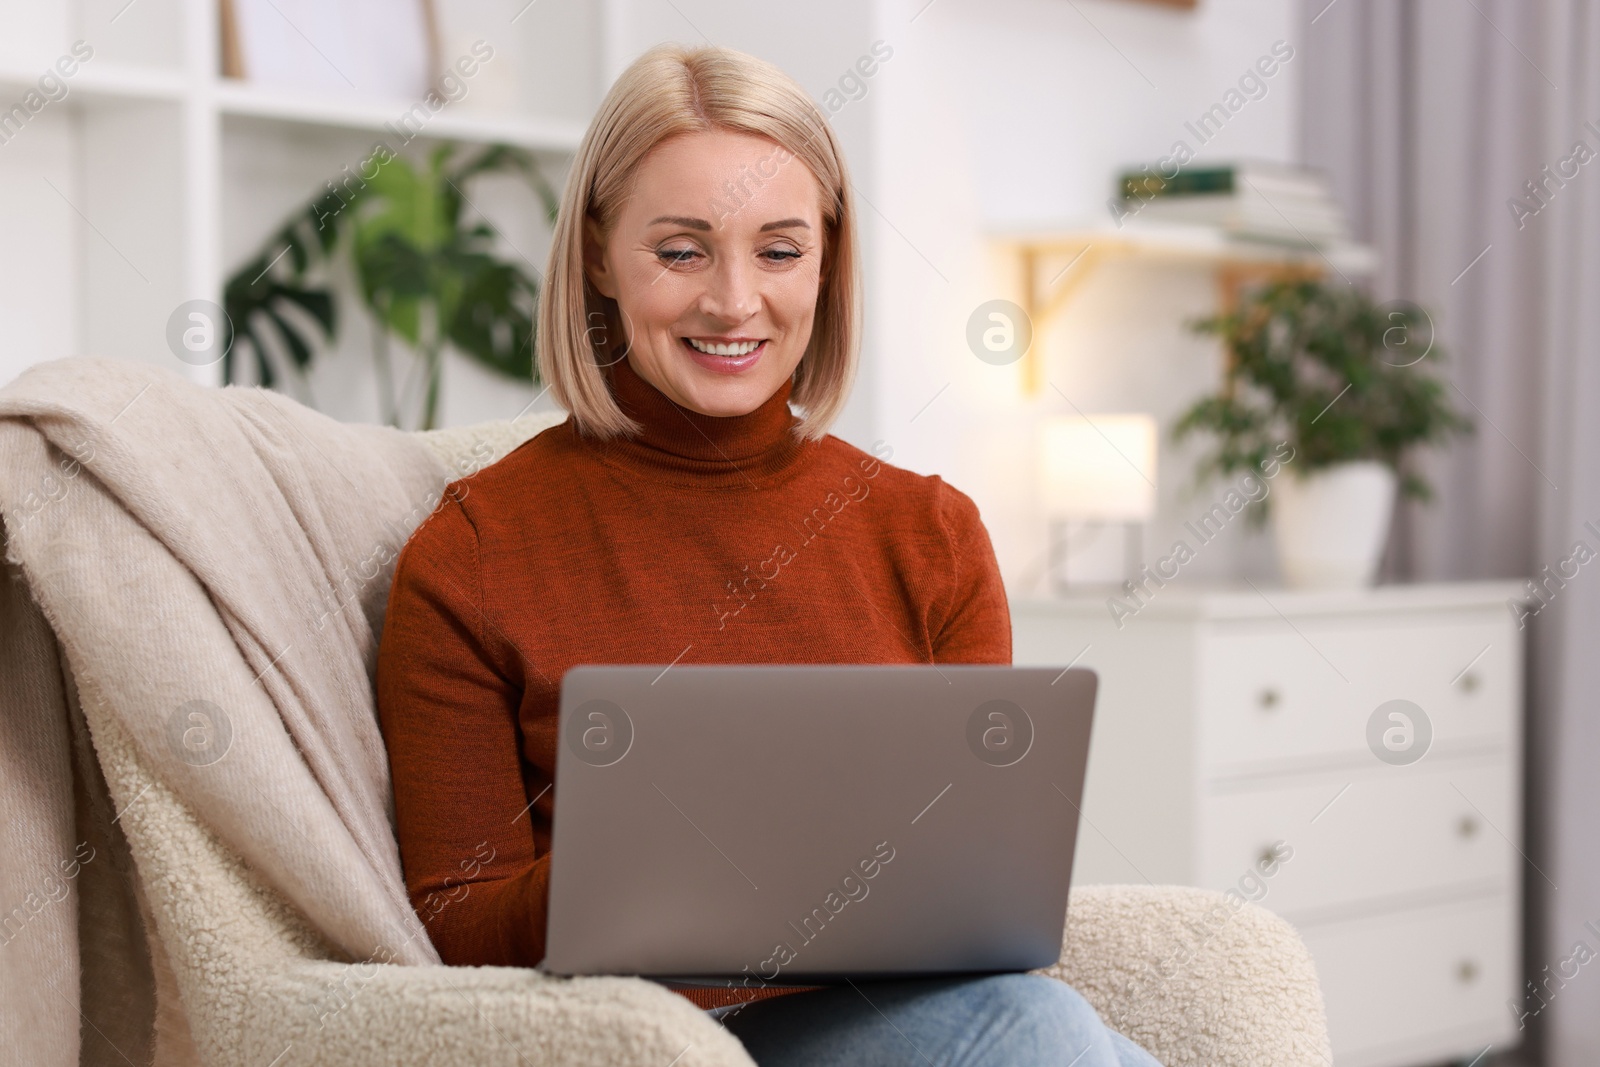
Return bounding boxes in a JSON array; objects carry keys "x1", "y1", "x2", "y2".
[{"x1": 1039, "y1": 415, "x2": 1158, "y2": 522}]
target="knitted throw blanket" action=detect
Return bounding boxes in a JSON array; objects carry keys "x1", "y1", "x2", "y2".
[{"x1": 0, "y1": 358, "x2": 509, "y2": 1064}]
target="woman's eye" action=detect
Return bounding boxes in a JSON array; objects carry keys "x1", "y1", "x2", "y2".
[{"x1": 655, "y1": 246, "x2": 803, "y2": 266}]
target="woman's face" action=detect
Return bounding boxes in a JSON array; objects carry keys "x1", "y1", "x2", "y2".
[{"x1": 583, "y1": 128, "x2": 827, "y2": 419}]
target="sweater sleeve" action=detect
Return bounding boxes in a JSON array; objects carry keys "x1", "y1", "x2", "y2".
[
  {"x1": 375, "y1": 495, "x2": 551, "y2": 967},
  {"x1": 930, "y1": 481, "x2": 1013, "y2": 665}
]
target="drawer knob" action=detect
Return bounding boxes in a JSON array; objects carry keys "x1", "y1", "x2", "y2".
[
  {"x1": 1458, "y1": 816, "x2": 1481, "y2": 839},
  {"x1": 1257, "y1": 688, "x2": 1282, "y2": 711},
  {"x1": 1458, "y1": 671, "x2": 1482, "y2": 694},
  {"x1": 1457, "y1": 959, "x2": 1479, "y2": 984}
]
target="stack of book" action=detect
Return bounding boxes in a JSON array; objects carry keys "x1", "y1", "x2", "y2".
[{"x1": 1116, "y1": 162, "x2": 1350, "y2": 245}]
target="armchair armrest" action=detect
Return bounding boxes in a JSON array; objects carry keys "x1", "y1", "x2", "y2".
[
  {"x1": 229, "y1": 957, "x2": 757, "y2": 1067},
  {"x1": 1037, "y1": 885, "x2": 1332, "y2": 1067}
]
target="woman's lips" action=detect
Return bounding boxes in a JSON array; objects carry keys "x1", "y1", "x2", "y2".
[{"x1": 681, "y1": 337, "x2": 766, "y2": 374}]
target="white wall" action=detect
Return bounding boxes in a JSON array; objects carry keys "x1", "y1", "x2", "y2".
[
  {"x1": 861, "y1": 0, "x2": 1303, "y2": 596},
  {"x1": 0, "y1": 0, "x2": 192, "y2": 388},
  {"x1": 0, "y1": 110, "x2": 77, "y2": 376}
]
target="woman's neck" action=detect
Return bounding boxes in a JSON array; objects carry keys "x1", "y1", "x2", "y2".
[{"x1": 590, "y1": 353, "x2": 806, "y2": 487}]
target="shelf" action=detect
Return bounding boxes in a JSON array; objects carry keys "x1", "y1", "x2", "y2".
[
  {"x1": 993, "y1": 221, "x2": 1379, "y2": 272},
  {"x1": 213, "y1": 80, "x2": 587, "y2": 153},
  {"x1": 0, "y1": 65, "x2": 588, "y2": 158},
  {"x1": 991, "y1": 222, "x2": 1380, "y2": 393},
  {"x1": 0, "y1": 61, "x2": 188, "y2": 103}
]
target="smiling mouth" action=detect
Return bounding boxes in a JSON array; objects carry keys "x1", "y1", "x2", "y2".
[{"x1": 682, "y1": 337, "x2": 766, "y2": 357}]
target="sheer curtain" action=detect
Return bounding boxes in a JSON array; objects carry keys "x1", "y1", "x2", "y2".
[{"x1": 1298, "y1": 2, "x2": 1600, "y2": 1063}]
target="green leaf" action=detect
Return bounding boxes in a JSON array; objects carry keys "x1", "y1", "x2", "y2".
[
  {"x1": 222, "y1": 140, "x2": 552, "y2": 408},
  {"x1": 1175, "y1": 279, "x2": 1472, "y2": 505},
  {"x1": 446, "y1": 257, "x2": 538, "y2": 379}
]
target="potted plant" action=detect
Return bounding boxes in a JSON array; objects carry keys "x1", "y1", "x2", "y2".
[
  {"x1": 1174, "y1": 278, "x2": 1471, "y2": 589},
  {"x1": 222, "y1": 143, "x2": 558, "y2": 430}
]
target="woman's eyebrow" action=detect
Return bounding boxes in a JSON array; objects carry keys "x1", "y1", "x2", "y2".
[
  {"x1": 647, "y1": 215, "x2": 712, "y2": 230},
  {"x1": 645, "y1": 215, "x2": 812, "y2": 233}
]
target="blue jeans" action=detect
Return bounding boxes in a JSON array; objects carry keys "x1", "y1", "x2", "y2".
[{"x1": 719, "y1": 973, "x2": 1163, "y2": 1067}]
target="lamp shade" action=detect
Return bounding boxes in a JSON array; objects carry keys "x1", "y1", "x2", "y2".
[{"x1": 1039, "y1": 414, "x2": 1158, "y2": 521}]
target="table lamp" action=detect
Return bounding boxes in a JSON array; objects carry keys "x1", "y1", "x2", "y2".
[{"x1": 1039, "y1": 414, "x2": 1158, "y2": 592}]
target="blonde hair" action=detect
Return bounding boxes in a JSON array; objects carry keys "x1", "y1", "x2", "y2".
[{"x1": 536, "y1": 43, "x2": 861, "y2": 442}]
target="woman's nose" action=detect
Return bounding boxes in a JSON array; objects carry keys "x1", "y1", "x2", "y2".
[{"x1": 698, "y1": 256, "x2": 760, "y2": 324}]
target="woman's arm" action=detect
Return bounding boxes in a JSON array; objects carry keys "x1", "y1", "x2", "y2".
[
  {"x1": 376, "y1": 496, "x2": 551, "y2": 966},
  {"x1": 930, "y1": 481, "x2": 1013, "y2": 665}
]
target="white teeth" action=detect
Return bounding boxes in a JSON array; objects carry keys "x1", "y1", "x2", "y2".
[{"x1": 686, "y1": 338, "x2": 762, "y2": 356}]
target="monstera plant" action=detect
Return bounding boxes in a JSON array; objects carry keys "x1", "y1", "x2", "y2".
[{"x1": 223, "y1": 143, "x2": 558, "y2": 430}]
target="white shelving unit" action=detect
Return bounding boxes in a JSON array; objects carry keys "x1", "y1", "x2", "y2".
[{"x1": 0, "y1": 0, "x2": 599, "y2": 423}]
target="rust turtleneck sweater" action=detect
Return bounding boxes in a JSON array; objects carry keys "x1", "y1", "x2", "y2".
[{"x1": 375, "y1": 354, "x2": 1011, "y2": 1008}]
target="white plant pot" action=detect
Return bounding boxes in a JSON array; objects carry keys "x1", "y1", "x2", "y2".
[{"x1": 1273, "y1": 461, "x2": 1397, "y2": 589}]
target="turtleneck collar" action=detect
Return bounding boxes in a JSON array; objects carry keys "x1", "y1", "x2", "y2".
[{"x1": 590, "y1": 352, "x2": 806, "y2": 488}]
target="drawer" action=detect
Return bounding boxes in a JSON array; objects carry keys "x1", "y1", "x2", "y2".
[
  {"x1": 1298, "y1": 895, "x2": 1518, "y2": 1067},
  {"x1": 1198, "y1": 616, "x2": 1514, "y2": 772},
  {"x1": 1199, "y1": 762, "x2": 1513, "y2": 918}
]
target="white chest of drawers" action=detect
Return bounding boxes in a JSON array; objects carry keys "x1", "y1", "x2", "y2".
[{"x1": 1013, "y1": 582, "x2": 1525, "y2": 1067}]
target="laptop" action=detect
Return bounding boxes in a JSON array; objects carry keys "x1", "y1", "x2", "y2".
[{"x1": 541, "y1": 664, "x2": 1097, "y2": 987}]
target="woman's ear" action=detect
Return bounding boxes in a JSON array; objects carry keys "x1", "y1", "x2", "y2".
[{"x1": 582, "y1": 215, "x2": 618, "y2": 299}]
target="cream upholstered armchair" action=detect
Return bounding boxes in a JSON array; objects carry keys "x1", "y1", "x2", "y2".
[{"x1": 2, "y1": 368, "x2": 1332, "y2": 1066}]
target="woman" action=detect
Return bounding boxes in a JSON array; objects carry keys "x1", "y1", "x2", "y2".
[{"x1": 376, "y1": 42, "x2": 1161, "y2": 1067}]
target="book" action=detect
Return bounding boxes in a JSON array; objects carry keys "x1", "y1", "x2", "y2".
[
  {"x1": 1120, "y1": 161, "x2": 1332, "y2": 200},
  {"x1": 1120, "y1": 167, "x2": 1236, "y2": 200},
  {"x1": 1116, "y1": 161, "x2": 1350, "y2": 244}
]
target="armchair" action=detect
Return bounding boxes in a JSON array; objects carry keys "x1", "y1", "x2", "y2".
[{"x1": 0, "y1": 359, "x2": 1331, "y2": 1066}]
